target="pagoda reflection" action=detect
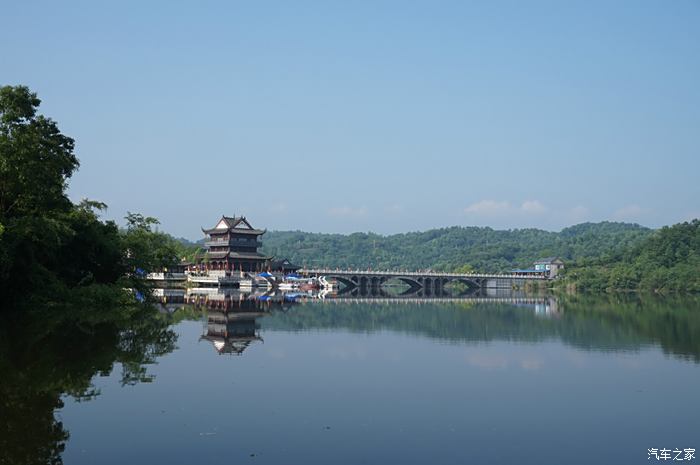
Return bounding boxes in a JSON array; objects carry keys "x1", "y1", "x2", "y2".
[
  {"x1": 189, "y1": 288, "x2": 299, "y2": 356},
  {"x1": 201, "y1": 311, "x2": 263, "y2": 355}
]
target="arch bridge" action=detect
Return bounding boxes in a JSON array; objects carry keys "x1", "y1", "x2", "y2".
[{"x1": 300, "y1": 269, "x2": 547, "y2": 295}]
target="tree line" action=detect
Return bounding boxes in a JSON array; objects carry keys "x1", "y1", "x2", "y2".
[
  {"x1": 260, "y1": 222, "x2": 652, "y2": 272},
  {"x1": 563, "y1": 219, "x2": 700, "y2": 292}
]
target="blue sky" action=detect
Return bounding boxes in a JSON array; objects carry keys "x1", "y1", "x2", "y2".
[{"x1": 2, "y1": 1, "x2": 699, "y2": 238}]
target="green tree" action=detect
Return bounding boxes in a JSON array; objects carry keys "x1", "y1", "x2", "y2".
[
  {"x1": 453, "y1": 264, "x2": 475, "y2": 273},
  {"x1": 0, "y1": 86, "x2": 78, "y2": 219},
  {"x1": 121, "y1": 212, "x2": 181, "y2": 280},
  {"x1": 0, "y1": 85, "x2": 181, "y2": 303}
]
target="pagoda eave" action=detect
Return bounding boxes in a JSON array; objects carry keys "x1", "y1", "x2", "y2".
[{"x1": 201, "y1": 227, "x2": 266, "y2": 235}]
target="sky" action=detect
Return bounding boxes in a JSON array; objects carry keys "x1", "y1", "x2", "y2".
[{"x1": 2, "y1": 1, "x2": 699, "y2": 239}]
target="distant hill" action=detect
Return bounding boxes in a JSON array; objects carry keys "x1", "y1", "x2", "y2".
[
  {"x1": 174, "y1": 236, "x2": 199, "y2": 247},
  {"x1": 261, "y1": 222, "x2": 652, "y2": 273}
]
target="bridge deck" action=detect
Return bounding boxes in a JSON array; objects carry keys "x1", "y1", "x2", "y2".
[{"x1": 300, "y1": 269, "x2": 547, "y2": 280}]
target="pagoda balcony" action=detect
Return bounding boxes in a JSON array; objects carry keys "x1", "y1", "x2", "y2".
[{"x1": 205, "y1": 239, "x2": 263, "y2": 248}]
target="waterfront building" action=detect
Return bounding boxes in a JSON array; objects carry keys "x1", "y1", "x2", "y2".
[
  {"x1": 533, "y1": 257, "x2": 565, "y2": 278},
  {"x1": 511, "y1": 257, "x2": 565, "y2": 279},
  {"x1": 200, "y1": 215, "x2": 271, "y2": 272},
  {"x1": 270, "y1": 258, "x2": 301, "y2": 274}
]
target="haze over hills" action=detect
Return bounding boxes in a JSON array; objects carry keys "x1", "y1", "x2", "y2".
[{"x1": 258, "y1": 221, "x2": 652, "y2": 272}]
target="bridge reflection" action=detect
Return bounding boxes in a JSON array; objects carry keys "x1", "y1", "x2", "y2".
[
  {"x1": 152, "y1": 286, "x2": 556, "y2": 308},
  {"x1": 333, "y1": 282, "x2": 534, "y2": 299},
  {"x1": 326, "y1": 287, "x2": 559, "y2": 313}
]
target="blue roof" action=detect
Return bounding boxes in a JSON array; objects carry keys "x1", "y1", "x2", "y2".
[{"x1": 511, "y1": 269, "x2": 542, "y2": 273}]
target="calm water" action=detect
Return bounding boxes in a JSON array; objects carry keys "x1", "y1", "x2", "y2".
[{"x1": 2, "y1": 293, "x2": 699, "y2": 465}]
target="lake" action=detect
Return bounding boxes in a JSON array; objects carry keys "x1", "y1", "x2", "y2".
[{"x1": 2, "y1": 292, "x2": 699, "y2": 465}]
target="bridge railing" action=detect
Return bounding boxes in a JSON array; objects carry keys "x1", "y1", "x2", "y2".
[{"x1": 299, "y1": 269, "x2": 548, "y2": 280}]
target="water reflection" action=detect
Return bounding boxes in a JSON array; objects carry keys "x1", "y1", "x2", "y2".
[
  {"x1": 332, "y1": 282, "x2": 534, "y2": 298},
  {"x1": 152, "y1": 288, "x2": 562, "y2": 358},
  {"x1": 154, "y1": 288, "x2": 301, "y2": 355},
  {"x1": 151, "y1": 288, "x2": 700, "y2": 363},
  {"x1": 194, "y1": 290, "x2": 272, "y2": 355},
  {"x1": 4, "y1": 288, "x2": 699, "y2": 465},
  {"x1": 0, "y1": 287, "x2": 177, "y2": 465},
  {"x1": 261, "y1": 293, "x2": 700, "y2": 362},
  {"x1": 202, "y1": 311, "x2": 263, "y2": 355}
]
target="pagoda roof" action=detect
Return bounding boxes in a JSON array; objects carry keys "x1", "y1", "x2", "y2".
[
  {"x1": 206, "y1": 251, "x2": 230, "y2": 259},
  {"x1": 204, "y1": 227, "x2": 266, "y2": 235},
  {"x1": 199, "y1": 334, "x2": 262, "y2": 355},
  {"x1": 202, "y1": 215, "x2": 266, "y2": 235},
  {"x1": 271, "y1": 258, "x2": 301, "y2": 270}
]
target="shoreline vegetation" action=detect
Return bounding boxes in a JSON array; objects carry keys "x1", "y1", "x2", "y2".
[{"x1": 559, "y1": 219, "x2": 700, "y2": 293}]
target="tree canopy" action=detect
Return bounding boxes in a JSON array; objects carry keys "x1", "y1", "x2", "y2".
[
  {"x1": 565, "y1": 219, "x2": 700, "y2": 293},
  {"x1": 0, "y1": 86, "x2": 78, "y2": 219},
  {"x1": 0, "y1": 85, "x2": 179, "y2": 303},
  {"x1": 261, "y1": 222, "x2": 652, "y2": 272}
]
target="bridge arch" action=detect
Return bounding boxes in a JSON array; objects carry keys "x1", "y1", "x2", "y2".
[
  {"x1": 396, "y1": 277, "x2": 421, "y2": 290},
  {"x1": 328, "y1": 275, "x2": 358, "y2": 289},
  {"x1": 450, "y1": 277, "x2": 484, "y2": 289}
]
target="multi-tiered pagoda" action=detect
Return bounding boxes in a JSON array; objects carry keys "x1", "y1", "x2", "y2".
[{"x1": 201, "y1": 215, "x2": 271, "y2": 272}]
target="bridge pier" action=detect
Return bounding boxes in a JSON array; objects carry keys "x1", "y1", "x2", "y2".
[
  {"x1": 434, "y1": 278, "x2": 450, "y2": 297},
  {"x1": 484, "y1": 277, "x2": 526, "y2": 289}
]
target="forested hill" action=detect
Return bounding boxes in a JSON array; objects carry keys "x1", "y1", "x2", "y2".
[
  {"x1": 260, "y1": 222, "x2": 651, "y2": 272},
  {"x1": 567, "y1": 219, "x2": 700, "y2": 292}
]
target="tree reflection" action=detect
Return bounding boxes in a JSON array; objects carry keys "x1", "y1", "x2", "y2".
[
  {"x1": 0, "y1": 286, "x2": 177, "y2": 465},
  {"x1": 262, "y1": 293, "x2": 700, "y2": 362}
]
